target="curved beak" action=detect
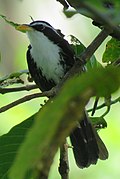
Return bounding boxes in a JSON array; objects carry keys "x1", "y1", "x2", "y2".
[{"x1": 16, "y1": 24, "x2": 33, "y2": 33}]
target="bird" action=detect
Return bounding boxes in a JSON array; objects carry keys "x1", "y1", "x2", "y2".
[{"x1": 16, "y1": 20, "x2": 108, "y2": 168}]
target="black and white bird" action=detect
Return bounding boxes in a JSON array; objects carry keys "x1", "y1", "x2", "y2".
[{"x1": 17, "y1": 20, "x2": 108, "y2": 168}]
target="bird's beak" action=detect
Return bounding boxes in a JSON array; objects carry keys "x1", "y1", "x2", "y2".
[{"x1": 16, "y1": 24, "x2": 33, "y2": 33}]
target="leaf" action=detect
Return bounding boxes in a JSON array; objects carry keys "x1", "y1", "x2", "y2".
[
  {"x1": 65, "y1": 1, "x2": 120, "y2": 24},
  {"x1": 0, "y1": 15, "x2": 20, "y2": 28},
  {"x1": 70, "y1": 35, "x2": 85, "y2": 55},
  {"x1": 90, "y1": 116, "x2": 107, "y2": 130},
  {"x1": 0, "y1": 114, "x2": 35, "y2": 179},
  {"x1": 0, "y1": 15, "x2": 27, "y2": 33},
  {"x1": 70, "y1": 35, "x2": 101, "y2": 70},
  {"x1": 64, "y1": 10, "x2": 78, "y2": 18},
  {"x1": 102, "y1": 38, "x2": 120, "y2": 64},
  {"x1": 0, "y1": 70, "x2": 29, "y2": 84},
  {"x1": 86, "y1": 55, "x2": 101, "y2": 70},
  {"x1": 9, "y1": 66, "x2": 120, "y2": 179}
]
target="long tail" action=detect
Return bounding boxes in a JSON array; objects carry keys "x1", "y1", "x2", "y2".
[{"x1": 70, "y1": 112, "x2": 108, "y2": 168}]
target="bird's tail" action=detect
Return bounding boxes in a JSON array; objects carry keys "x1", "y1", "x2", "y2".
[{"x1": 70, "y1": 112, "x2": 108, "y2": 168}]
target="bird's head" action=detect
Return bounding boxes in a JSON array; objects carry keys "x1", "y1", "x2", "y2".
[
  {"x1": 16, "y1": 20, "x2": 64, "y2": 47},
  {"x1": 16, "y1": 21, "x2": 53, "y2": 33}
]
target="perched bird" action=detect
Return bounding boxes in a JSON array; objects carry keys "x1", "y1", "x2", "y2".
[{"x1": 16, "y1": 21, "x2": 108, "y2": 168}]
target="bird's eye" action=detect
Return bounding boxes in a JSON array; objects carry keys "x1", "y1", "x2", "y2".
[
  {"x1": 39, "y1": 24, "x2": 45, "y2": 31},
  {"x1": 32, "y1": 24, "x2": 45, "y2": 31}
]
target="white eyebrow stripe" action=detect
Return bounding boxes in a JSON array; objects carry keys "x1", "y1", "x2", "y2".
[
  {"x1": 30, "y1": 21, "x2": 61, "y2": 37},
  {"x1": 30, "y1": 22, "x2": 52, "y2": 28}
]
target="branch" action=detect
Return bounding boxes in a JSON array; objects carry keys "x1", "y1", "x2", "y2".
[
  {"x1": 66, "y1": 0, "x2": 120, "y2": 38},
  {"x1": 87, "y1": 96, "x2": 120, "y2": 113},
  {"x1": 56, "y1": 0, "x2": 69, "y2": 9},
  {"x1": 0, "y1": 89, "x2": 56, "y2": 113},
  {"x1": 91, "y1": 97, "x2": 99, "y2": 116},
  {"x1": 56, "y1": 28, "x2": 111, "y2": 91},
  {"x1": 101, "y1": 105, "x2": 111, "y2": 118},
  {"x1": 0, "y1": 84, "x2": 38, "y2": 94},
  {"x1": 80, "y1": 29, "x2": 111, "y2": 63},
  {"x1": 58, "y1": 139, "x2": 69, "y2": 179}
]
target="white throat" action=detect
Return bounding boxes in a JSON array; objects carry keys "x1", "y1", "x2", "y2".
[{"x1": 27, "y1": 30, "x2": 64, "y2": 84}]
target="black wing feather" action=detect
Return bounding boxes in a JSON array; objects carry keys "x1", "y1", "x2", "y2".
[
  {"x1": 27, "y1": 45, "x2": 56, "y2": 91},
  {"x1": 70, "y1": 112, "x2": 108, "y2": 168}
]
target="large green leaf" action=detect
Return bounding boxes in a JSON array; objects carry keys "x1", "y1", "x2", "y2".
[
  {"x1": 102, "y1": 38, "x2": 120, "y2": 64},
  {"x1": 0, "y1": 114, "x2": 35, "y2": 179},
  {"x1": 8, "y1": 66, "x2": 120, "y2": 179}
]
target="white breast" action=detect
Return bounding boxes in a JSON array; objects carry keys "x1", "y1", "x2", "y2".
[{"x1": 27, "y1": 30, "x2": 65, "y2": 84}]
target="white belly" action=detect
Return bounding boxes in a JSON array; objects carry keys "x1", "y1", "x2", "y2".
[{"x1": 27, "y1": 30, "x2": 65, "y2": 84}]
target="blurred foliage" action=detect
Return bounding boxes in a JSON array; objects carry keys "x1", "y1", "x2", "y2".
[
  {"x1": 0, "y1": 0, "x2": 120, "y2": 179},
  {"x1": 70, "y1": 35, "x2": 101, "y2": 70},
  {"x1": 65, "y1": 0, "x2": 120, "y2": 39},
  {"x1": 102, "y1": 38, "x2": 120, "y2": 64},
  {"x1": 64, "y1": 0, "x2": 120, "y2": 24},
  {"x1": 0, "y1": 66, "x2": 119, "y2": 179},
  {"x1": 0, "y1": 115, "x2": 34, "y2": 179}
]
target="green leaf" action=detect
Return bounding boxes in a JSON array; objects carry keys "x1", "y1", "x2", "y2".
[
  {"x1": 9, "y1": 66, "x2": 120, "y2": 179},
  {"x1": 90, "y1": 116, "x2": 107, "y2": 130},
  {"x1": 0, "y1": 15, "x2": 28, "y2": 33},
  {"x1": 70, "y1": 35, "x2": 101, "y2": 70},
  {"x1": 0, "y1": 70, "x2": 29, "y2": 84},
  {"x1": 102, "y1": 38, "x2": 120, "y2": 64},
  {"x1": 86, "y1": 55, "x2": 101, "y2": 70},
  {"x1": 70, "y1": 35, "x2": 85, "y2": 55},
  {"x1": 65, "y1": 1, "x2": 120, "y2": 23},
  {"x1": 64, "y1": 10, "x2": 78, "y2": 18},
  {"x1": 0, "y1": 15, "x2": 20, "y2": 28},
  {"x1": 0, "y1": 114, "x2": 35, "y2": 179}
]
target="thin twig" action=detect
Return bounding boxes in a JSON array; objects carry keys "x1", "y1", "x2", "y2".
[
  {"x1": 0, "y1": 89, "x2": 56, "y2": 113},
  {"x1": 83, "y1": 2, "x2": 120, "y2": 34},
  {"x1": 87, "y1": 96, "x2": 120, "y2": 113},
  {"x1": 0, "y1": 84, "x2": 38, "y2": 94},
  {"x1": 56, "y1": 0, "x2": 69, "y2": 9},
  {"x1": 0, "y1": 93, "x2": 43, "y2": 113},
  {"x1": 91, "y1": 97, "x2": 99, "y2": 116},
  {"x1": 80, "y1": 28, "x2": 112, "y2": 63},
  {"x1": 101, "y1": 105, "x2": 111, "y2": 118},
  {"x1": 66, "y1": 0, "x2": 120, "y2": 37},
  {"x1": 58, "y1": 139, "x2": 69, "y2": 179}
]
